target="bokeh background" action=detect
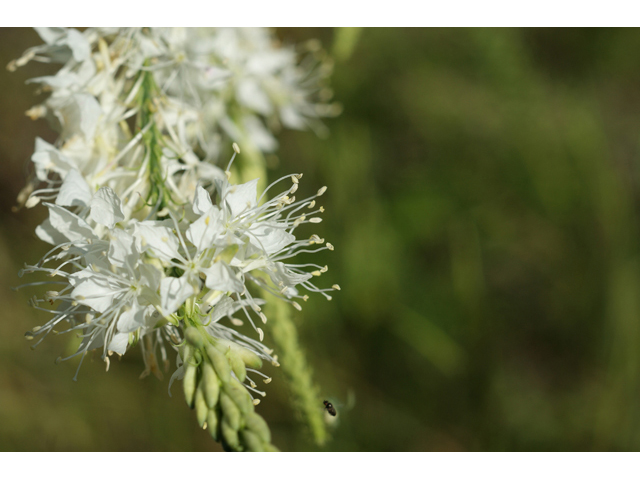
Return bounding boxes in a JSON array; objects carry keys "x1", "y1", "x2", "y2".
[{"x1": 2, "y1": 27, "x2": 640, "y2": 451}]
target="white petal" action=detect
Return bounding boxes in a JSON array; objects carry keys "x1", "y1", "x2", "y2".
[
  {"x1": 203, "y1": 262, "x2": 243, "y2": 293},
  {"x1": 107, "y1": 332, "x2": 129, "y2": 355},
  {"x1": 160, "y1": 277, "x2": 195, "y2": 316},
  {"x1": 224, "y1": 178, "x2": 258, "y2": 219},
  {"x1": 268, "y1": 261, "x2": 312, "y2": 288},
  {"x1": 193, "y1": 186, "x2": 213, "y2": 215},
  {"x1": 56, "y1": 169, "x2": 92, "y2": 207},
  {"x1": 117, "y1": 300, "x2": 146, "y2": 333},
  {"x1": 35, "y1": 218, "x2": 69, "y2": 245},
  {"x1": 108, "y1": 228, "x2": 137, "y2": 268},
  {"x1": 248, "y1": 223, "x2": 295, "y2": 255},
  {"x1": 186, "y1": 207, "x2": 222, "y2": 252},
  {"x1": 90, "y1": 187, "x2": 124, "y2": 228},
  {"x1": 71, "y1": 275, "x2": 122, "y2": 313},
  {"x1": 65, "y1": 29, "x2": 91, "y2": 62},
  {"x1": 44, "y1": 203, "x2": 98, "y2": 243},
  {"x1": 243, "y1": 115, "x2": 277, "y2": 152},
  {"x1": 134, "y1": 222, "x2": 182, "y2": 262},
  {"x1": 237, "y1": 78, "x2": 273, "y2": 116},
  {"x1": 31, "y1": 137, "x2": 76, "y2": 181}
]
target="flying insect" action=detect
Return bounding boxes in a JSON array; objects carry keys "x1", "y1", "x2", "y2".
[{"x1": 323, "y1": 400, "x2": 337, "y2": 416}]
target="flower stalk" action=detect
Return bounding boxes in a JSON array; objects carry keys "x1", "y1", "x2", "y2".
[{"x1": 11, "y1": 28, "x2": 339, "y2": 451}]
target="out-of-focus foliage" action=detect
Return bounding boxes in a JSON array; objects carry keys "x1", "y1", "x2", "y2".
[{"x1": 3, "y1": 27, "x2": 640, "y2": 451}]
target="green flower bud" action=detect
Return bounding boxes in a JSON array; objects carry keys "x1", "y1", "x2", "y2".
[
  {"x1": 220, "y1": 392, "x2": 241, "y2": 431},
  {"x1": 180, "y1": 344, "x2": 192, "y2": 363},
  {"x1": 195, "y1": 384, "x2": 208, "y2": 428},
  {"x1": 263, "y1": 443, "x2": 280, "y2": 452},
  {"x1": 240, "y1": 429, "x2": 264, "y2": 452},
  {"x1": 207, "y1": 408, "x2": 219, "y2": 442},
  {"x1": 215, "y1": 338, "x2": 263, "y2": 369},
  {"x1": 206, "y1": 344, "x2": 231, "y2": 384},
  {"x1": 224, "y1": 378, "x2": 253, "y2": 415},
  {"x1": 185, "y1": 326, "x2": 204, "y2": 348},
  {"x1": 227, "y1": 349, "x2": 247, "y2": 383},
  {"x1": 221, "y1": 420, "x2": 240, "y2": 450},
  {"x1": 244, "y1": 412, "x2": 272, "y2": 444},
  {"x1": 202, "y1": 361, "x2": 220, "y2": 409},
  {"x1": 183, "y1": 362, "x2": 198, "y2": 408}
]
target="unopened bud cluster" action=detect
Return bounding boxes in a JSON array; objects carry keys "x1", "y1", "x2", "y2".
[{"x1": 182, "y1": 327, "x2": 276, "y2": 451}]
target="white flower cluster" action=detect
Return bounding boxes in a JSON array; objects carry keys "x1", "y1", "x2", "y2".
[{"x1": 13, "y1": 27, "x2": 338, "y2": 405}]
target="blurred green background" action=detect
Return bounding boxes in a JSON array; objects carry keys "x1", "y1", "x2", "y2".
[{"x1": 3, "y1": 27, "x2": 640, "y2": 451}]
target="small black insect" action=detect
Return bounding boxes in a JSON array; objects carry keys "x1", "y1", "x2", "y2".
[{"x1": 323, "y1": 400, "x2": 337, "y2": 416}]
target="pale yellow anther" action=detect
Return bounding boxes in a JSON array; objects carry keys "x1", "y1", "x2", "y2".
[
  {"x1": 25, "y1": 196, "x2": 41, "y2": 208},
  {"x1": 292, "y1": 301, "x2": 302, "y2": 311},
  {"x1": 257, "y1": 327, "x2": 264, "y2": 342},
  {"x1": 231, "y1": 318, "x2": 244, "y2": 326},
  {"x1": 302, "y1": 295, "x2": 309, "y2": 301},
  {"x1": 308, "y1": 200, "x2": 316, "y2": 209},
  {"x1": 319, "y1": 206, "x2": 325, "y2": 213},
  {"x1": 259, "y1": 312, "x2": 267, "y2": 324},
  {"x1": 263, "y1": 377, "x2": 272, "y2": 384},
  {"x1": 309, "y1": 217, "x2": 322, "y2": 224},
  {"x1": 253, "y1": 399, "x2": 261, "y2": 406},
  {"x1": 332, "y1": 284, "x2": 341, "y2": 290},
  {"x1": 25, "y1": 105, "x2": 46, "y2": 120},
  {"x1": 232, "y1": 142, "x2": 241, "y2": 154},
  {"x1": 291, "y1": 175, "x2": 299, "y2": 184},
  {"x1": 317, "y1": 186, "x2": 328, "y2": 196},
  {"x1": 326, "y1": 243, "x2": 334, "y2": 251}
]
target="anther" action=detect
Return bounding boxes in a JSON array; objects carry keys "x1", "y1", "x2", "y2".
[
  {"x1": 232, "y1": 143, "x2": 241, "y2": 154},
  {"x1": 326, "y1": 243, "x2": 334, "y2": 251},
  {"x1": 309, "y1": 217, "x2": 322, "y2": 224},
  {"x1": 263, "y1": 377, "x2": 272, "y2": 384},
  {"x1": 292, "y1": 302, "x2": 302, "y2": 311},
  {"x1": 253, "y1": 399, "x2": 261, "y2": 406},
  {"x1": 332, "y1": 284, "x2": 341, "y2": 290},
  {"x1": 317, "y1": 186, "x2": 328, "y2": 196}
]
